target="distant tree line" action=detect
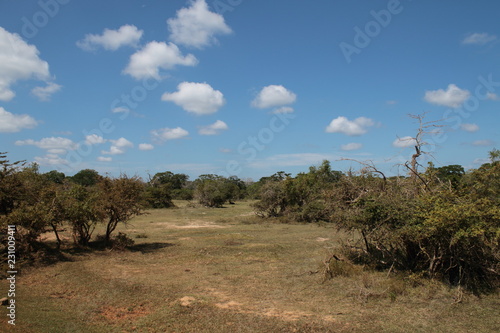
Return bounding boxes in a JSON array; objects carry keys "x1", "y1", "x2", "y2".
[{"x1": 0, "y1": 158, "x2": 251, "y2": 256}]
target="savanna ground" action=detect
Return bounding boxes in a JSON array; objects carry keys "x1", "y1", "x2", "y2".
[{"x1": 1, "y1": 201, "x2": 499, "y2": 332}]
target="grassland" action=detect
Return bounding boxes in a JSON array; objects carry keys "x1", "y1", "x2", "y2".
[{"x1": 1, "y1": 201, "x2": 499, "y2": 332}]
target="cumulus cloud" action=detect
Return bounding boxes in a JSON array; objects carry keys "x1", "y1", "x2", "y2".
[
  {"x1": 34, "y1": 154, "x2": 69, "y2": 166},
  {"x1": 123, "y1": 41, "x2": 198, "y2": 80},
  {"x1": 0, "y1": 107, "x2": 38, "y2": 133},
  {"x1": 31, "y1": 82, "x2": 62, "y2": 101},
  {"x1": 393, "y1": 136, "x2": 417, "y2": 148},
  {"x1": 15, "y1": 137, "x2": 78, "y2": 154},
  {"x1": 77, "y1": 25, "x2": 143, "y2": 51},
  {"x1": 325, "y1": 116, "x2": 375, "y2": 136},
  {"x1": 162, "y1": 82, "x2": 225, "y2": 115},
  {"x1": 167, "y1": 0, "x2": 232, "y2": 49},
  {"x1": 460, "y1": 123, "x2": 479, "y2": 133},
  {"x1": 424, "y1": 84, "x2": 470, "y2": 108},
  {"x1": 85, "y1": 134, "x2": 106, "y2": 145},
  {"x1": 101, "y1": 137, "x2": 133, "y2": 155},
  {"x1": 0, "y1": 27, "x2": 54, "y2": 101},
  {"x1": 139, "y1": 143, "x2": 154, "y2": 151},
  {"x1": 151, "y1": 127, "x2": 189, "y2": 142},
  {"x1": 341, "y1": 142, "x2": 363, "y2": 151},
  {"x1": 198, "y1": 120, "x2": 228, "y2": 135},
  {"x1": 252, "y1": 85, "x2": 297, "y2": 109},
  {"x1": 462, "y1": 32, "x2": 497, "y2": 45},
  {"x1": 97, "y1": 156, "x2": 113, "y2": 162}
]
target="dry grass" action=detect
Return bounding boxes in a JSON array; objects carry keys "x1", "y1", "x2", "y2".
[{"x1": 1, "y1": 200, "x2": 499, "y2": 332}]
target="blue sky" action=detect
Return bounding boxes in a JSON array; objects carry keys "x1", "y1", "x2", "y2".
[{"x1": 1, "y1": 0, "x2": 499, "y2": 181}]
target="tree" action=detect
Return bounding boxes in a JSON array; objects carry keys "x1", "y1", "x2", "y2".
[
  {"x1": 44, "y1": 170, "x2": 66, "y2": 184},
  {"x1": 0, "y1": 153, "x2": 25, "y2": 215},
  {"x1": 70, "y1": 169, "x2": 102, "y2": 186},
  {"x1": 98, "y1": 175, "x2": 145, "y2": 244},
  {"x1": 489, "y1": 148, "x2": 500, "y2": 163},
  {"x1": 150, "y1": 171, "x2": 188, "y2": 189},
  {"x1": 253, "y1": 180, "x2": 288, "y2": 217},
  {"x1": 194, "y1": 174, "x2": 235, "y2": 207},
  {"x1": 62, "y1": 184, "x2": 104, "y2": 246},
  {"x1": 402, "y1": 113, "x2": 443, "y2": 189},
  {"x1": 2, "y1": 164, "x2": 56, "y2": 251},
  {"x1": 253, "y1": 161, "x2": 342, "y2": 221},
  {"x1": 435, "y1": 164, "x2": 465, "y2": 188},
  {"x1": 146, "y1": 171, "x2": 191, "y2": 203},
  {"x1": 144, "y1": 183, "x2": 174, "y2": 208}
]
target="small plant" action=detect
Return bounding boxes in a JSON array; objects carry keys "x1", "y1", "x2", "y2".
[{"x1": 112, "y1": 232, "x2": 135, "y2": 251}]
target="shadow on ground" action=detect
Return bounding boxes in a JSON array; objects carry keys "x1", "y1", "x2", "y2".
[{"x1": 128, "y1": 242, "x2": 176, "y2": 254}]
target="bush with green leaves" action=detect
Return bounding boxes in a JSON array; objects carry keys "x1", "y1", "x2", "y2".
[
  {"x1": 194, "y1": 174, "x2": 243, "y2": 207},
  {"x1": 329, "y1": 158, "x2": 499, "y2": 293},
  {"x1": 253, "y1": 161, "x2": 342, "y2": 221}
]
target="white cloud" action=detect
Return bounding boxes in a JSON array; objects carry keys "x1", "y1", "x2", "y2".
[
  {"x1": 326, "y1": 116, "x2": 375, "y2": 136},
  {"x1": 85, "y1": 134, "x2": 106, "y2": 145},
  {"x1": 386, "y1": 100, "x2": 398, "y2": 105},
  {"x1": 123, "y1": 41, "x2": 198, "y2": 80},
  {"x1": 0, "y1": 107, "x2": 38, "y2": 133},
  {"x1": 460, "y1": 123, "x2": 479, "y2": 133},
  {"x1": 167, "y1": 0, "x2": 232, "y2": 49},
  {"x1": 16, "y1": 137, "x2": 78, "y2": 154},
  {"x1": 219, "y1": 148, "x2": 232, "y2": 153},
  {"x1": 0, "y1": 27, "x2": 53, "y2": 101},
  {"x1": 31, "y1": 82, "x2": 62, "y2": 101},
  {"x1": 151, "y1": 127, "x2": 189, "y2": 142},
  {"x1": 77, "y1": 25, "x2": 143, "y2": 51},
  {"x1": 97, "y1": 156, "x2": 113, "y2": 162},
  {"x1": 34, "y1": 154, "x2": 69, "y2": 166},
  {"x1": 424, "y1": 84, "x2": 470, "y2": 108},
  {"x1": 139, "y1": 143, "x2": 154, "y2": 151},
  {"x1": 272, "y1": 106, "x2": 294, "y2": 114},
  {"x1": 162, "y1": 82, "x2": 225, "y2": 115},
  {"x1": 472, "y1": 139, "x2": 494, "y2": 147},
  {"x1": 101, "y1": 137, "x2": 133, "y2": 155},
  {"x1": 198, "y1": 120, "x2": 228, "y2": 135},
  {"x1": 393, "y1": 136, "x2": 417, "y2": 148},
  {"x1": 462, "y1": 32, "x2": 497, "y2": 45},
  {"x1": 341, "y1": 143, "x2": 363, "y2": 151},
  {"x1": 486, "y1": 92, "x2": 499, "y2": 101},
  {"x1": 252, "y1": 85, "x2": 297, "y2": 109}
]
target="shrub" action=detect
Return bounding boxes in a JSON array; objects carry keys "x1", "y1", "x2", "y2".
[{"x1": 111, "y1": 232, "x2": 135, "y2": 251}]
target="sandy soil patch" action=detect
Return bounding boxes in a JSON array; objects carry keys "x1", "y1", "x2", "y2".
[
  {"x1": 204, "y1": 287, "x2": 336, "y2": 323},
  {"x1": 98, "y1": 304, "x2": 150, "y2": 322}
]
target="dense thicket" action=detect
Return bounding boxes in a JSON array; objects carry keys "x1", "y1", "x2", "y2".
[{"x1": 252, "y1": 154, "x2": 500, "y2": 293}]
